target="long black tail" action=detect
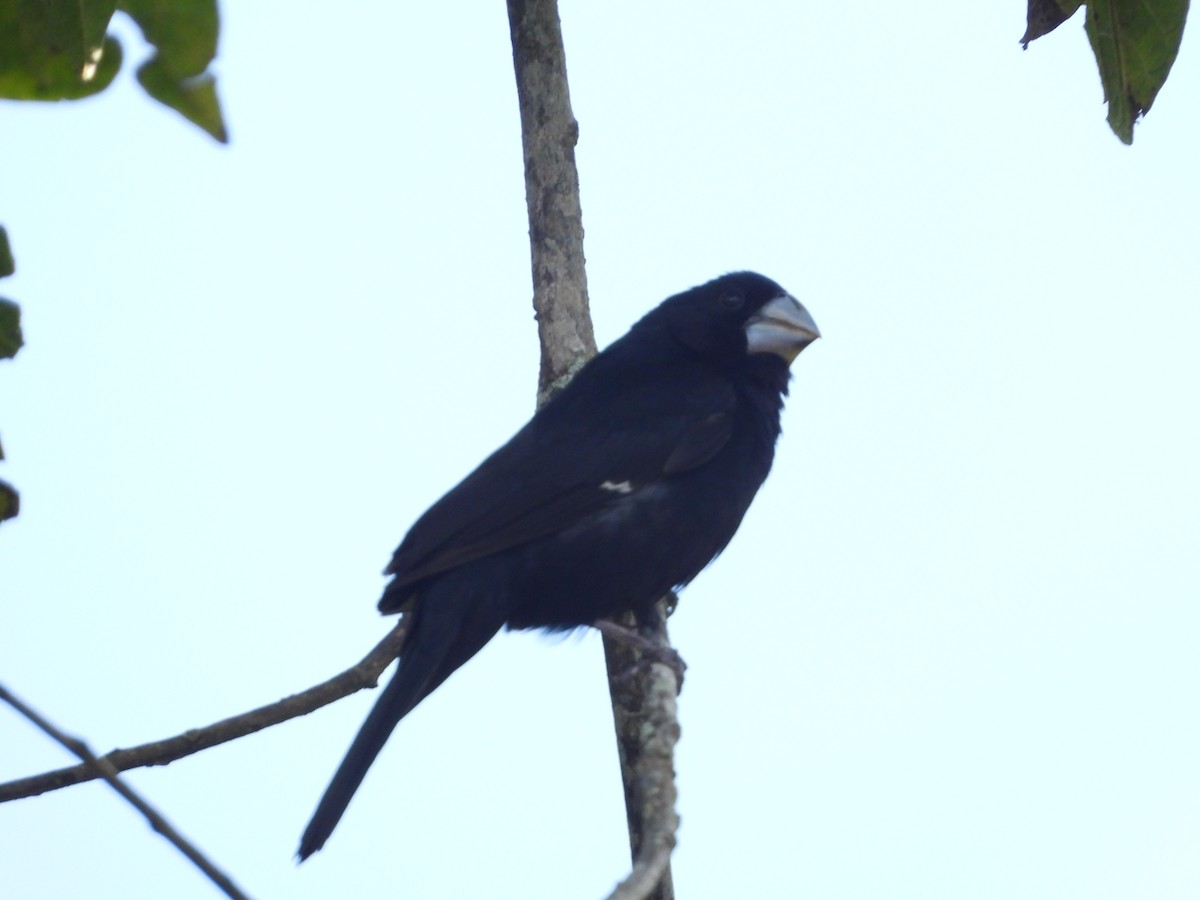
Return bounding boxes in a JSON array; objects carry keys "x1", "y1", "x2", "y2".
[{"x1": 297, "y1": 584, "x2": 507, "y2": 860}]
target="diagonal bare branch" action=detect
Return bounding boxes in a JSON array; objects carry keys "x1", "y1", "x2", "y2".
[
  {"x1": 0, "y1": 621, "x2": 407, "y2": 803},
  {"x1": 0, "y1": 683, "x2": 254, "y2": 900}
]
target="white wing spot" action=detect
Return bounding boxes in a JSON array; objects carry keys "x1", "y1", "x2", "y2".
[{"x1": 600, "y1": 480, "x2": 635, "y2": 495}]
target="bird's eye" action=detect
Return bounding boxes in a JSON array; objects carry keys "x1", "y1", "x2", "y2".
[{"x1": 718, "y1": 292, "x2": 744, "y2": 310}]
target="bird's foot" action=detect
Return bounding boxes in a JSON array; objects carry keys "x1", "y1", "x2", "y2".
[{"x1": 593, "y1": 619, "x2": 687, "y2": 689}]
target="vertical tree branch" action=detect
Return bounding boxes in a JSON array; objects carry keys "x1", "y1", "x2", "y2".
[
  {"x1": 506, "y1": 0, "x2": 596, "y2": 395},
  {"x1": 506, "y1": 3, "x2": 678, "y2": 898},
  {"x1": 602, "y1": 602, "x2": 679, "y2": 900}
]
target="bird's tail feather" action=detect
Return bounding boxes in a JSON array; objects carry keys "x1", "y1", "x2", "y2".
[{"x1": 297, "y1": 587, "x2": 507, "y2": 861}]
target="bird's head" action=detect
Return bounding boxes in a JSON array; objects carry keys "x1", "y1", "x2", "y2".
[{"x1": 643, "y1": 271, "x2": 820, "y2": 368}]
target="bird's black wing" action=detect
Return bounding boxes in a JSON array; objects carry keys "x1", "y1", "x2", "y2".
[{"x1": 382, "y1": 351, "x2": 735, "y2": 601}]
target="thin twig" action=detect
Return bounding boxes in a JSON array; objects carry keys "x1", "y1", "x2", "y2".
[
  {"x1": 0, "y1": 621, "x2": 407, "y2": 803},
  {"x1": 0, "y1": 683, "x2": 254, "y2": 900}
]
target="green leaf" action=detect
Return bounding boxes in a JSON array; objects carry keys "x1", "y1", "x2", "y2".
[
  {"x1": 0, "y1": 478, "x2": 18, "y2": 524},
  {"x1": 1, "y1": 226, "x2": 18, "y2": 522},
  {"x1": 118, "y1": 0, "x2": 228, "y2": 143},
  {"x1": 0, "y1": 427, "x2": 13, "y2": 524},
  {"x1": 1084, "y1": 0, "x2": 1188, "y2": 144},
  {"x1": 0, "y1": 0, "x2": 226, "y2": 141},
  {"x1": 0, "y1": 0, "x2": 121, "y2": 100},
  {"x1": 1022, "y1": 0, "x2": 1189, "y2": 143},
  {"x1": 0, "y1": 229, "x2": 21, "y2": 360},
  {"x1": 1022, "y1": 0, "x2": 1085, "y2": 47},
  {"x1": 0, "y1": 226, "x2": 13, "y2": 278},
  {"x1": 1, "y1": 227, "x2": 18, "y2": 519},
  {"x1": 119, "y1": 0, "x2": 218, "y2": 76},
  {"x1": 136, "y1": 58, "x2": 228, "y2": 143},
  {"x1": 0, "y1": 300, "x2": 21, "y2": 360}
]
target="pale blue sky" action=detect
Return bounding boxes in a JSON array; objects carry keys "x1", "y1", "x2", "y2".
[{"x1": 3, "y1": 3, "x2": 1199, "y2": 899}]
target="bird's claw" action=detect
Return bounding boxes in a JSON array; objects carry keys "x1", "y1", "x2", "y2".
[{"x1": 594, "y1": 619, "x2": 687, "y2": 689}]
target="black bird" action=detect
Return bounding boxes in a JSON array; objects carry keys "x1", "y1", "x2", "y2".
[{"x1": 298, "y1": 271, "x2": 819, "y2": 859}]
